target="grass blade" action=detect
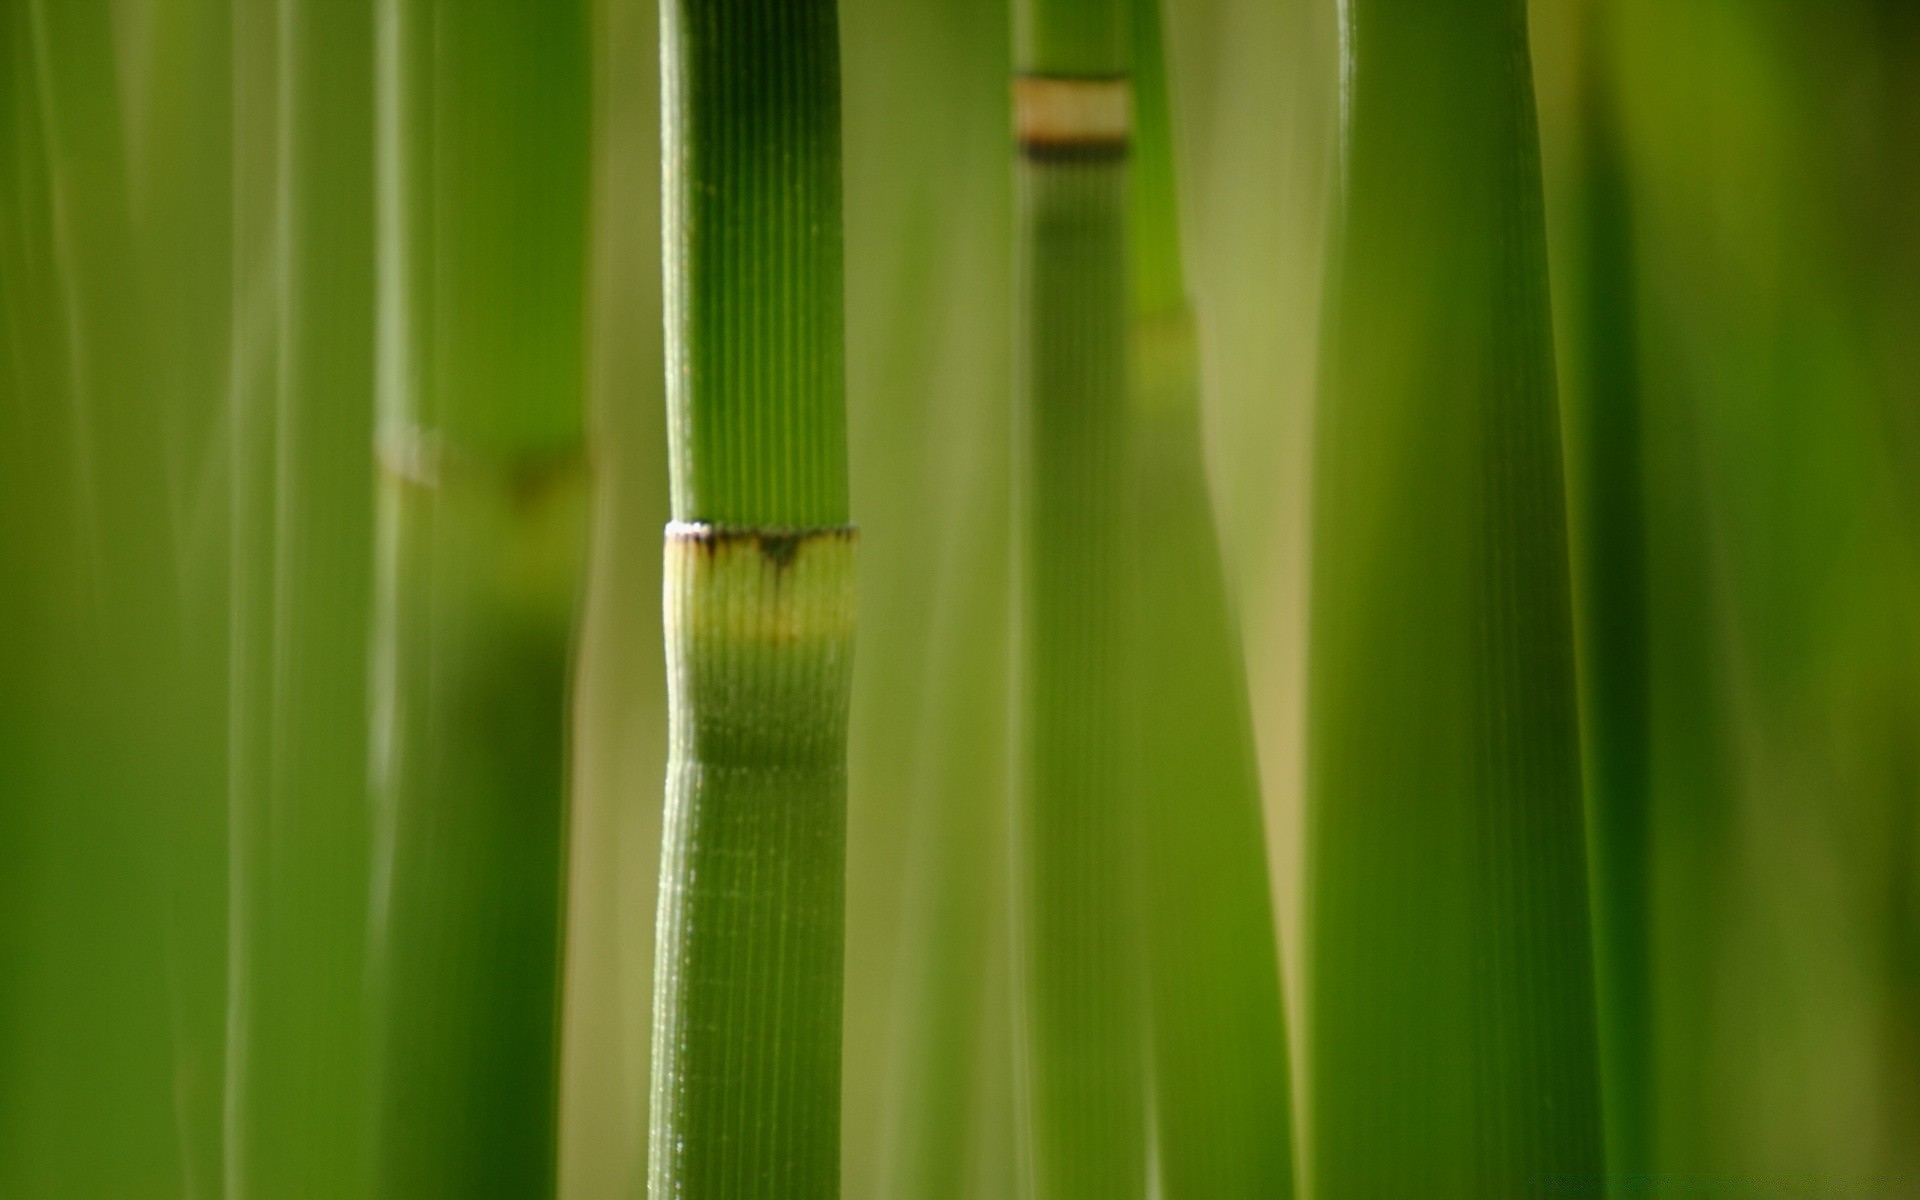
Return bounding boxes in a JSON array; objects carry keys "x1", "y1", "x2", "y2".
[
  {"x1": 1304, "y1": 0, "x2": 1604, "y2": 1193},
  {"x1": 1548, "y1": 5, "x2": 1652, "y2": 1179},
  {"x1": 1125, "y1": 0, "x2": 1295, "y2": 1194}
]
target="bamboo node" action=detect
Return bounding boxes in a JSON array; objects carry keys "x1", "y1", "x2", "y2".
[{"x1": 1014, "y1": 74, "x2": 1131, "y2": 158}]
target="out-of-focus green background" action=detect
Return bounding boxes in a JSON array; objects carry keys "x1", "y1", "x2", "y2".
[{"x1": 2, "y1": 0, "x2": 1916, "y2": 1195}]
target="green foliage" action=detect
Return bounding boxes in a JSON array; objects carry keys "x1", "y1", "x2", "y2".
[{"x1": 5, "y1": 4, "x2": 1920, "y2": 1199}]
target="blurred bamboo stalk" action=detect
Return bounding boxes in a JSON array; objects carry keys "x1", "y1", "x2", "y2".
[
  {"x1": 1125, "y1": 0, "x2": 1296, "y2": 1195},
  {"x1": 556, "y1": 0, "x2": 671, "y2": 1195},
  {"x1": 824, "y1": 2, "x2": 1021, "y2": 1196},
  {"x1": 0, "y1": 3, "x2": 208, "y2": 1193},
  {"x1": 1008, "y1": 2, "x2": 1144, "y2": 1197},
  {"x1": 224, "y1": 1, "x2": 378, "y2": 1195},
  {"x1": 1304, "y1": 0, "x2": 1604, "y2": 1194},
  {"x1": 1555, "y1": 0, "x2": 1653, "y2": 1180},
  {"x1": 367, "y1": 2, "x2": 591, "y2": 1196}
]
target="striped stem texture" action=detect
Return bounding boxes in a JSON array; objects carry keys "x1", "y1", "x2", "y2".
[
  {"x1": 368, "y1": 1, "x2": 591, "y2": 1196},
  {"x1": 661, "y1": 0, "x2": 847, "y2": 529},
  {"x1": 1305, "y1": 0, "x2": 1604, "y2": 1195},
  {"x1": 1010, "y1": 7, "x2": 1143, "y2": 1196},
  {"x1": 651, "y1": 2, "x2": 855, "y2": 1196},
  {"x1": 651, "y1": 528, "x2": 857, "y2": 1197}
]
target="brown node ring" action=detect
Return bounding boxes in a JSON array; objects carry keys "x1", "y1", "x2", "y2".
[
  {"x1": 665, "y1": 521, "x2": 858, "y2": 570},
  {"x1": 1014, "y1": 74, "x2": 1132, "y2": 162}
]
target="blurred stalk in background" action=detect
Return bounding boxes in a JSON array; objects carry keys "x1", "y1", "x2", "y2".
[
  {"x1": 0, "y1": 3, "x2": 222, "y2": 1194},
  {"x1": 555, "y1": 0, "x2": 671, "y2": 1196},
  {"x1": 1304, "y1": 0, "x2": 1604, "y2": 1194},
  {"x1": 1574, "y1": 0, "x2": 1920, "y2": 1181},
  {"x1": 368, "y1": 1, "x2": 590, "y2": 1196},
  {"x1": 1126, "y1": 0, "x2": 1295, "y2": 1195},
  {"x1": 833, "y1": 2, "x2": 1018, "y2": 1199},
  {"x1": 1008, "y1": 0, "x2": 1144, "y2": 1197},
  {"x1": 224, "y1": 1, "x2": 377, "y2": 1196},
  {"x1": 1541, "y1": 0, "x2": 1654, "y2": 1181}
]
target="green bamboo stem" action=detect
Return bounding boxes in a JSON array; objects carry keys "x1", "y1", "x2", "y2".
[
  {"x1": 0, "y1": 4, "x2": 201, "y2": 1192},
  {"x1": 368, "y1": 2, "x2": 590, "y2": 1196},
  {"x1": 126, "y1": 3, "x2": 237, "y2": 1189},
  {"x1": 1010, "y1": 3, "x2": 1144, "y2": 1197},
  {"x1": 1305, "y1": 0, "x2": 1604, "y2": 1195},
  {"x1": 225, "y1": 1, "x2": 378, "y2": 1195},
  {"x1": 1125, "y1": 4, "x2": 1296, "y2": 1194},
  {"x1": 849, "y1": 3, "x2": 1018, "y2": 1192},
  {"x1": 660, "y1": 0, "x2": 847, "y2": 529},
  {"x1": 649, "y1": 2, "x2": 855, "y2": 1196},
  {"x1": 1560, "y1": 11, "x2": 1652, "y2": 1182}
]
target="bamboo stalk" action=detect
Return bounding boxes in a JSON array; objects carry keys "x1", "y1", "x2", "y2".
[
  {"x1": 1558, "y1": 6, "x2": 1652, "y2": 1180},
  {"x1": 1008, "y1": 2, "x2": 1144, "y2": 1197},
  {"x1": 1304, "y1": 0, "x2": 1605, "y2": 1195},
  {"x1": 0, "y1": 4, "x2": 203, "y2": 1192},
  {"x1": 367, "y1": 2, "x2": 591, "y2": 1196},
  {"x1": 1124, "y1": 1, "x2": 1295, "y2": 1195},
  {"x1": 648, "y1": 2, "x2": 855, "y2": 1195},
  {"x1": 556, "y1": 0, "x2": 669, "y2": 1193},
  {"x1": 125, "y1": 2, "x2": 237, "y2": 1188},
  {"x1": 838, "y1": 4, "x2": 1020, "y2": 1194},
  {"x1": 224, "y1": 1, "x2": 378, "y2": 1195}
]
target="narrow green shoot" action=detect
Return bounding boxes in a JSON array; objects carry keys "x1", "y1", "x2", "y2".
[
  {"x1": 1008, "y1": 1, "x2": 1144, "y2": 1197},
  {"x1": 648, "y1": 2, "x2": 856, "y2": 1196},
  {"x1": 1125, "y1": 0, "x2": 1296, "y2": 1195},
  {"x1": 1558, "y1": 7, "x2": 1653, "y2": 1181},
  {"x1": 1305, "y1": 0, "x2": 1605, "y2": 1195},
  {"x1": 368, "y1": 2, "x2": 592, "y2": 1196}
]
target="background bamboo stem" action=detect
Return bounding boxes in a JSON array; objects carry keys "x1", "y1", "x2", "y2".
[
  {"x1": 1304, "y1": 0, "x2": 1605, "y2": 1193},
  {"x1": 1125, "y1": 4, "x2": 1296, "y2": 1193},
  {"x1": 224, "y1": 1, "x2": 379, "y2": 1196},
  {"x1": 1009, "y1": 2, "x2": 1143, "y2": 1196},
  {"x1": 367, "y1": 2, "x2": 592, "y2": 1195}
]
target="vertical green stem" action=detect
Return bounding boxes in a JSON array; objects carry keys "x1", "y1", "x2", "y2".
[
  {"x1": 650, "y1": 2, "x2": 855, "y2": 1196},
  {"x1": 368, "y1": 2, "x2": 591, "y2": 1196},
  {"x1": 1561, "y1": 9, "x2": 1652, "y2": 1182},
  {"x1": 225, "y1": 1, "x2": 377, "y2": 1195},
  {"x1": 1305, "y1": 0, "x2": 1604, "y2": 1195},
  {"x1": 1124, "y1": 2, "x2": 1296, "y2": 1195},
  {"x1": 1009, "y1": 3, "x2": 1143, "y2": 1197},
  {"x1": 0, "y1": 4, "x2": 206, "y2": 1193}
]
